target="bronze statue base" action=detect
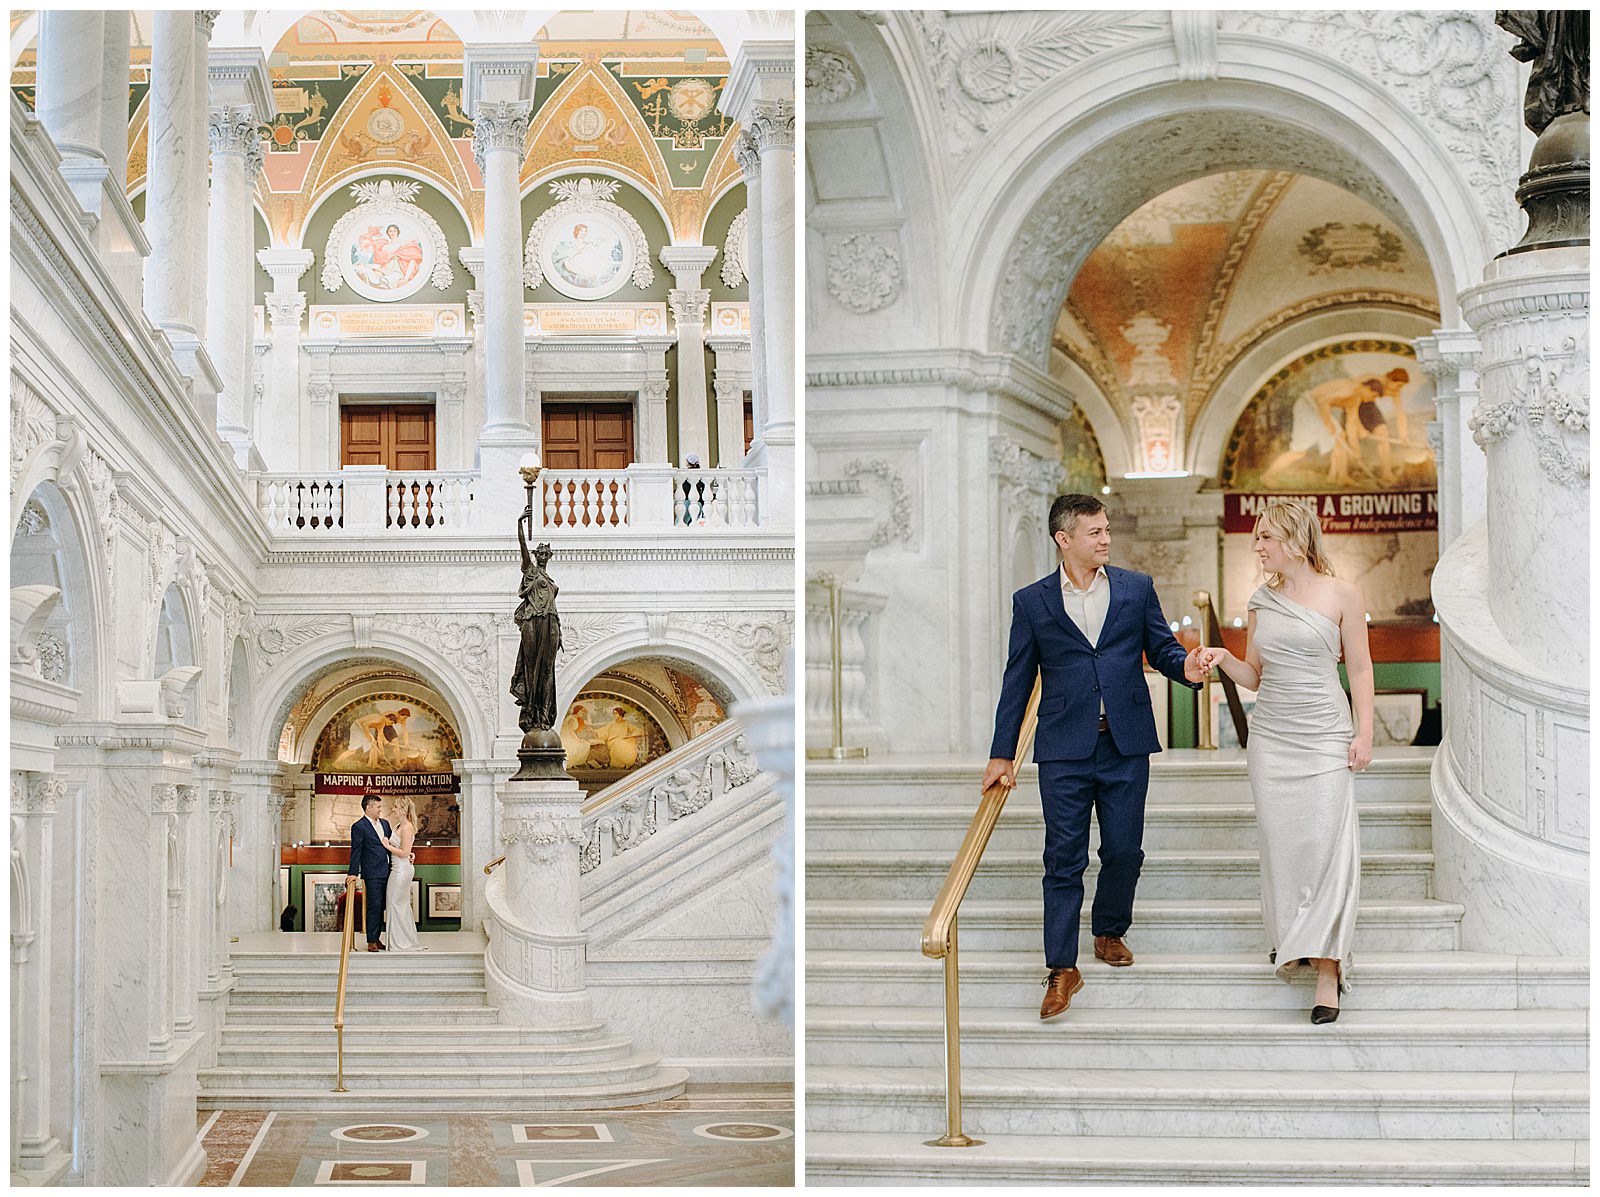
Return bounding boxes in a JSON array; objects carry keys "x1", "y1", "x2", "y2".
[
  {"x1": 511, "y1": 728, "x2": 570, "y2": 781},
  {"x1": 1504, "y1": 111, "x2": 1590, "y2": 256}
]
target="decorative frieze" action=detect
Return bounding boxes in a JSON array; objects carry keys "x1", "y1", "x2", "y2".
[
  {"x1": 672, "y1": 611, "x2": 793, "y2": 695},
  {"x1": 151, "y1": 784, "x2": 180, "y2": 815},
  {"x1": 12, "y1": 773, "x2": 65, "y2": 815}
]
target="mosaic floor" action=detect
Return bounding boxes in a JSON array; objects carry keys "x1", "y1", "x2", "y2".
[{"x1": 195, "y1": 1086, "x2": 793, "y2": 1186}]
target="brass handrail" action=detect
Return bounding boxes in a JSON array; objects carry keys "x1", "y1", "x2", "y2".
[
  {"x1": 484, "y1": 855, "x2": 505, "y2": 875},
  {"x1": 919, "y1": 674, "x2": 1042, "y2": 1148},
  {"x1": 1194, "y1": 590, "x2": 1249, "y2": 748},
  {"x1": 332, "y1": 874, "x2": 358, "y2": 1092},
  {"x1": 579, "y1": 718, "x2": 744, "y2": 816}
]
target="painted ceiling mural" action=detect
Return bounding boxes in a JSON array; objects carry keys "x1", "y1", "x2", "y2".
[
  {"x1": 1052, "y1": 170, "x2": 1442, "y2": 468},
  {"x1": 10, "y1": 9, "x2": 745, "y2": 245}
]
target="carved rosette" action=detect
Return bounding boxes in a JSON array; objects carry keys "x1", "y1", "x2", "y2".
[
  {"x1": 471, "y1": 101, "x2": 532, "y2": 175},
  {"x1": 806, "y1": 47, "x2": 860, "y2": 103},
  {"x1": 747, "y1": 99, "x2": 795, "y2": 154},
  {"x1": 825, "y1": 234, "x2": 902, "y2": 313}
]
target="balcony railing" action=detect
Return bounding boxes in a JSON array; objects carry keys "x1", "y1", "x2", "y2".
[{"x1": 254, "y1": 464, "x2": 765, "y2": 537}]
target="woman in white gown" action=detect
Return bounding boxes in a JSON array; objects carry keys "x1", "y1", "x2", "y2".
[
  {"x1": 380, "y1": 797, "x2": 427, "y2": 952},
  {"x1": 1199, "y1": 499, "x2": 1373, "y2": 1023}
]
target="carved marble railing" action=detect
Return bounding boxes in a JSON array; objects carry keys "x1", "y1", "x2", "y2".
[
  {"x1": 672, "y1": 468, "x2": 761, "y2": 528},
  {"x1": 577, "y1": 719, "x2": 761, "y2": 874},
  {"x1": 539, "y1": 469, "x2": 631, "y2": 529},
  {"x1": 255, "y1": 469, "x2": 477, "y2": 534}
]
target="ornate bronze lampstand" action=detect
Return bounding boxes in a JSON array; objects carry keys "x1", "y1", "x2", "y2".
[{"x1": 510, "y1": 452, "x2": 569, "y2": 781}]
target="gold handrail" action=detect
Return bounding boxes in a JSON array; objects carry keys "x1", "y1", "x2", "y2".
[
  {"x1": 484, "y1": 855, "x2": 505, "y2": 875},
  {"x1": 1194, "y1": 590, "x2": 1249, "y2": 748},
  {"x1": 332, "y1": 874, "x2": 358, "y2": 1092},
  {"x1": 919, "y1": 674, "x2": 1042, "y2": 1148},
  {"x1": 579, "y1": 719, "x2": 745, "y2": 816}
]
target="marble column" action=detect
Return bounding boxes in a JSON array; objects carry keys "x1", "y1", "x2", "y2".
[
  {"x1": 750, "y1": 101, "x2": 795, "y2": 452},
  {"x1": 144, "y1": 11, "x2": 197, "y2": 336},
  {"x1": 732, "y1": 133, "x2": 768, "y2": 456},
  {"x1": 36, "y1": 10, "x2": 106, "y2": 162},
  {"x1": 714, "y1": 374, "x2": 748, "y2": 468},
  {"x1": 98, "y1": 11, "x2": 130, "y2": 188},
  {"x1": 228, "y1": 762, "x2": 284, "y2": 939},
  {"x1": 188, "y1": 12, "x2": 218, "y2": 340},
  {"x1": 207, "y1": 105, "x2": 265, "y2": 464},
  {"x1": 459, "y1": 247, "x2": 489, "y2": 444},
  {"x1": 472, "y1": 102, "x2": 534, "y2": 443},
  {"x1": 484, "y1": 776, "x2": 591, "y2": 1026},
  {"x1": 661, "y1": 246, "x2": 718, "y2": 466},
  {"x1": 11, "y1": 772, "x2": 66, "y2": 1178},
  {"x1": 1415, "y1": 331, "x2": 1485, "y2": 550},
  {"x1": 258, "y1": 249, "x2": 313, "y2": 470}
]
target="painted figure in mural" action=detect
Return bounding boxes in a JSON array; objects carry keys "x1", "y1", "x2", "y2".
[
  {"x1": 1261, "y1": 369, "x2": 1415, "y2": 488},
  {"x1": 510, "y1": 518, "x2": 562, "y2": 733},
  {"x1": 1197, "y1": 498, "x2": 1374, "y2": 1023},
  {"x1": 352, "y1": 223, "x2": 424, "y2": 292},
  {"x1": 983, "y1": 494, "x2": 1208, "y2": 1020},
  {"x1": 551, "y1": 221, "x2": 624, "y2": 289}
]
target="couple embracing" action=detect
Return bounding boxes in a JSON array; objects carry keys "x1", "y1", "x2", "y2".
[
  {"x1": 347, "y1": 794, "x2": 428, "y2": 953},
  {"x1": 985, "y1": 494, "x2": 1371, "y2": 1025}
]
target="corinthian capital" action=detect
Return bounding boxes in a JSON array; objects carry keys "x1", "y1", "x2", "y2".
[
  {"x1": 731, "y1": 128, "x2": 762, "y2": 180},
  {"x1": 471, "y1": 101, "x2": 532, "y2": 175},
  {"x1": 195, "y1": 10, "x2": 219, "y2": 37},
  {"x1": 210, "y1": 106, "x2": 263, "y2": 162},
  {"x1": 747, "y1": 99, "x2": 795, "y2": 153},
  {"x1": 668, "y1": 288, "x2": 711, "y2": 327},
  {"x1": 265, "y1": 292, "x2": 307, "y2": 330}
]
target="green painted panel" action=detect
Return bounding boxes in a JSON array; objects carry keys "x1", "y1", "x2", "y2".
[{"x1": 702, "y1": 184, "x2": 748, "y2": 301}]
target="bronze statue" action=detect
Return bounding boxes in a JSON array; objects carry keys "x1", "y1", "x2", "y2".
[
  {"x1": 1495, "y1": 11, "x2": 1589, "y2": 135},
  {"x1": 510, "y1": 521, "x2": 561, "y2": 734}
]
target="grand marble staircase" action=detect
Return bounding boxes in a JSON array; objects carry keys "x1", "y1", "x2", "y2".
[
  {"x1": 805, "y1": 751, "x2": 1589, "y2": 1185},
  {"x1": 199, "y1": 931, "x2": 687, "y2": 1110}
]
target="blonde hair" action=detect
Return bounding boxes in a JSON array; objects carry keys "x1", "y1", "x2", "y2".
[
  {"x1": 390, "y1": 797, "x2": 417, "y2": 829},
  {"x1": 1254, "y1": 498, "x2": 1335, "y2": 588}
]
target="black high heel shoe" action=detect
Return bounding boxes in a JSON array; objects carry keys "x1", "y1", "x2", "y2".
[{"x1": 1310, "y1": 962, "x2": 1342, "y2": 1024}]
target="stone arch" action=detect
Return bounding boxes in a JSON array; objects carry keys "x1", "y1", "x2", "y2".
[
  {"x1": 1049, "y1": 354, "x2": 1136, "y2": 479},
  {"x1": 297, "y1": 165, "x2": 473, "y2": 254},
  {"x1": 954, "y1": 41, "x2": 1496, "y2": 366},
  {"x1": 1186, "y1": 306, "x2": 1441, "y2": 478},
  {"x1": 152, "y1": 581, "x2": 198, "y2": 674},
  {"x1": 558, "y1": 628, "x2": 771, "y2": 718},
  {"x1": 251, "y1": 627, "x2": 491, "y2": 763},
  {"x1": 12, "y1": 477, "x2": 104, "y2": 718}
]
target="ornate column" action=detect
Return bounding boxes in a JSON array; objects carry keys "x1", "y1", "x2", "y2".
[
  {"x1": 206, "y1": 105, "x2": 267, "y2": 465},
  {"x1": 228, "y1": 761, "x2": 285, "y2": 939},
  {"x1": 472, "y1": 103, "x2": 534, "y2": 443},
  {"x1": 258, "y1": 249, "x2": 314, "y2": 470},
  {"x1": 187, "y1": 12, "x2": 218, "y2": 339},
  {"x1": 714, "y1": 375, "x2": 747, "y2": 468},
  {"x1": 660, "y1": 246, "x2": 718, "y2": 466},
  {"x1": 143, "y1": 11, "x2": 199, "y2": 338},
  {"x1": 10, "y1": 772, "x2": 67, "y2": 1179},
  {"x1": 459, "y1": 246, "x2": 488, "y2": 445},
  {"x1": 732, "y1": 134, "x2": 767, "y2": 454},
  {"x1": 36, "y1": 11, "x2": 106, "y2": 163},
  {"x1": 639, "y1": 375, "x2": 671, "y2": 464},
  {"x1": 1415, "y1": 331, "x2": 1485, "y2": 550},
  {"x1": 171, "y1": 784, "x2": 200, "y2": 1036}
]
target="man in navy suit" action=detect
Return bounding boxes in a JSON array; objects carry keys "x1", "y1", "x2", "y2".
[
  {"x1": 984, "y1": 494, "x2": 1206, "y2": 1019},
  {"x1": 347, "y1": 795, "x2": 392, "y2": 952}
]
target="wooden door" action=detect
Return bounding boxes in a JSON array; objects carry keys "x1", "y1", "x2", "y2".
[
  {"x1": 339, "y1": 403, "x2": 436, "y2": 470},
  {"x1": 541, "y1": 403, "x2": 635, "y2": 470},
  {"x1": 743, "y1": 396, "x2": 754, "y2": 457}
]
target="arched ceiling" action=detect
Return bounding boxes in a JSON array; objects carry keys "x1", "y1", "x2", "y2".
[{"x1": 1053, "y1": 170, "x2": 1441, "y2": 432}]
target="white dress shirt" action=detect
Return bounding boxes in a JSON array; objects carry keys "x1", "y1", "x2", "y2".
[{"x1": 1060, "y1": 565, "x2": 1110, "y2": 716}]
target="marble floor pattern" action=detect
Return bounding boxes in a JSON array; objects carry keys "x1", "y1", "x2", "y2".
[{"x1": 194, "y1": 1086, "x2": 794, "y2": 1186}]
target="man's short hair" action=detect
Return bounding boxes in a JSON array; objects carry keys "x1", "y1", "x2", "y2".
[
  {"x1": 361, "y1": 795, "x2": 381, "y2": 811},
  {"x1": 1049, "y1": 493, "x2": 1107, "y2": 538}
]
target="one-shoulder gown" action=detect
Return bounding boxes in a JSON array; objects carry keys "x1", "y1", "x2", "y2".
[{"x1": 1245, "y1": 585, "x2": 1360, "y2": 993}]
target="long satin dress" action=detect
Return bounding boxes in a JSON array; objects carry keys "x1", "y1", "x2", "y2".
[
  {"x1": 384, "y1": 832, "x2": 426, "y2": 952},
  {"x1": 1245, "y1": 585, "x2": 1360, "y2": 992}
]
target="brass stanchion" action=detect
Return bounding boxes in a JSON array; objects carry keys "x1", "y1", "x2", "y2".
[
  {"x1": 807, "y1": 573, "x2": 867, "y2": 760},
  {"x1": 924, "y1": 913, "x2": 981, "y2": 1147},
  {"x1": 1193, "y1": 589, "x2": 1216, "y2": 750}
]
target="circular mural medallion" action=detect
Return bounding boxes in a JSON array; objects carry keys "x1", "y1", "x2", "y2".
[
  {"x1": 537, "y1": 210, "x2": 634, "y2": 300},
  {"x1": 568, "y1": 105, "x2": 607, "y2": 142},
  {"x1": 367, "y1": 107, "x2": 406, "y2": 144},
  {"x1": 330, "y1": 1123, "x2": 429, "y2": 1144},
  {"x1": 667, "y1": 78, "x2": 716, "y2": 123},
  {"x1": 691, "y1": 1122, "x2": 793, "y2": 1142},
  {"x1": 338, "y1": 210, "x2": 433, "y2": 302}
]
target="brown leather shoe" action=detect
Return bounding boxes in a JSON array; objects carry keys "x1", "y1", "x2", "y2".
[
  {"x1": 1039, "y1": 967, "x2": 1084, "y2": 1020},
  {"x1": 1093, "y1": 935, "x2": 1134, "y2": 967},
  {"x1": 366, "y1": 943, "x2": 380, "y2": 952}
]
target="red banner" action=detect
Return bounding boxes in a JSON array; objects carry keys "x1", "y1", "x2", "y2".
[
  {"x1": 314, "y1": 772, "x2": 460, "y2": 795},
  {"x1": 1225, "y1": 491, "x2": 1438, "y2": 535}
]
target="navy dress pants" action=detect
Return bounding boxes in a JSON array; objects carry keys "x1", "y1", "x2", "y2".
[
  {"x1": 1038, "y1": 732, "x2": 1151, "y2": 969},
  {"x1": 364, "y1": 873, "x2": 389, "y2": 944}
]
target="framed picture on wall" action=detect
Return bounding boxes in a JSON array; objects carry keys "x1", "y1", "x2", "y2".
[
  {"x1": 427, "y1": 883, "x2": 462, "y2": 920},
  {"x1": 1373, "y1": 688, "x2": 1428, "y2": 746},
  {"x1": 305, "y1": 872, "x2": 354, "y2": 933}
]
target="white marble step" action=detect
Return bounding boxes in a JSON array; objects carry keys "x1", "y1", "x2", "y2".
[
  {"x1": 804, "y1": 950, "x2": 1589, "y2": 1011},
  {"x1": 200, "y1": 1052, "x2": 669, "y2": 1092},
  {"x1": 805, "y1": 749, "x2": 1435, "y2": 807},
  {"x1": 196, "y1": 1067, "x2": 691, "y2": 1112},
  {"x1": 224, "y1": 982, "x2": 491, "y2": 1006},
  {"x1": 807, "y1": 1006, "x2": 1587, "y2": 1073},
  {"x1": 806, "y1": 1065, "x2": 1588, "y2": 1140},
  {"x1": 221, "y1": 1003, "x2": 501, "y2": 1025},
  {"x1": 804, "y1": 1131, "x2": 1588, "y2": 1186},
  {"x1": 229, "y1": 947, "x2": 486, "y2": 973},
  {"x1": 808, "y1": 849, "x2": 1434, "y2": 901},
  {"x1": 220, "y1": 1020, "x2": 603, "y2": 1045},
  {"x1": 216, "y1": 1035, "x2": 638, "y2": 1070},
  {"x1": 806, "y1": 898, "x2": 1462, "y2": 953},
  {"x1": 810, "y1": 801, "x2": 1434, "y2": 853}
]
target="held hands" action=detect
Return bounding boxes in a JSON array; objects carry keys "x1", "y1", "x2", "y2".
[
  {"x1": 1183, "y1": 646, "x2": 1222, "y2": 684},
  {"x1": 981, "y1": 757, "x2": 1016, "y2": 793},
  {"x1": 1348, "y1": 733, "x2": 1373, "y2": 773}
]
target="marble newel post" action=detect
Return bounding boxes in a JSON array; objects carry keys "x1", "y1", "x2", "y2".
[
  {"x1": 1430, "y1": 32, "x2": 1589, "y2": 954},
  {"x1": 661, "y1": 246, "x2": 717, "y2": 466}
]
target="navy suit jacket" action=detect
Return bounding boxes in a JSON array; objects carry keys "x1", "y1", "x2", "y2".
[
  {"x1": 989, "y1": 566, "x2": 1200, "y2": 763},
  {"x1": 347, "y1": 816, "x2": 393, "y2": 880}
]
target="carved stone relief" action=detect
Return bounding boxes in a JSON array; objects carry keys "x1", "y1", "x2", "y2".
[
  {"x1": 805, "y1": 46, "x2": 861, "y2": 104},
  {"x1": 825, "y1": 234, "x2": 903, "y2": 313}
]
